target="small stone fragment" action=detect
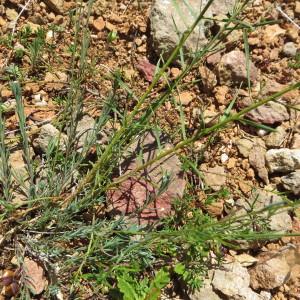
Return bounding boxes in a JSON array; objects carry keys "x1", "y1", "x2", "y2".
[
  {"x1": 202, "y1": 165, "x2": 226, "y2": 191},
  {"x1": 263, "y1": 24, "x2": 286, "y2": 45},
  {"x1": 23, "y1": 258, "x2": 46, "y2": 295},
  {"x1": 235, "y1": 138, "x2": 254, "y2": 158},
  {"x1": 136, "y1": 58, "x2": 156, "y2": 82},
  {"x1": 249, "y1": 145, "x2": 269, "y2": 184},
  {"x1": 43, "y1": 0, "x2": 64, "y2": 14},
  {"x1": 282, "y1": 42, "x2": 298, "y2": 57},
  {"x1": 92, "y1": 16, "x2": 105, "y2": 31},
  {"x1": 218, "y1": 50, "x2": 259, "y2": 86},
  {"x1": 264, "y1": 126, "x2": 286, "y2": 148},
  {"x1": 199, "y1": 66, "x2": 217, "y2": 92},
  {"x1": 234, "y1": 253, "x2": 258, "y2": 267},
  {"x1": 75, "y1": 115, "x2": 96, "y2": 149},
  {"x1": 34, "y1": 124, "x2": 67, "y2": 153},
  {"x1": 245, "y1": 102, "x2": 289, "y2": 125},
  {"x1": 249, "y1": 257, "x2": 290, "y2": 290},
  {"x1": 281, "y1": 170, "x2": 300, "y2": 195},
  {"x1": 175, "y1": 91, "x2": 194, "y2": 106},
  {"x1": 6, "y1": 8, "x2": 18, "y2": 21},
  {"x1": 266, "y1": 148, "x2": 300, "y2": 173},
  {"x1": 214, "y1": 85, "x2": 230, "y2": 105}
]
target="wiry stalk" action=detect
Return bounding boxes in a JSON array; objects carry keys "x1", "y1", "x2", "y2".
[
  {"x1": 0, "y1": 109, "x2": 12, "y2": 202},
  {"x1": 10, "y1": 81, "x2": 35, "y2": 198}
]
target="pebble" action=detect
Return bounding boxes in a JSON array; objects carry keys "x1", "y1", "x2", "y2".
[
  {"x1": 220, "y1": 153, "x2": 229, "y2": 164},
  {"x1": 266, "y1": 148, "x2": 300, "y2": 173},
  {"x1": 281, "y1": 170, "x2": 300, "y2": 195},
  {"x1": 92, "y1": 16, "x2": 105, "y2": 32},
  {"x1": 283, "y1": 42, "x2": 298, "y2": 57},
  {"x1": 175, "y1": 91, "x2": 194, "y2": 106}
]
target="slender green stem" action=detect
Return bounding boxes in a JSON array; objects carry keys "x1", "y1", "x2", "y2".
[{"x1": 106, "y1": 83, "x2": 300, "y2": 189}]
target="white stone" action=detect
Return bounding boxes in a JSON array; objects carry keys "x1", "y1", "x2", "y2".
[
  {"x1": 282, "y1": 170, "x2": 300, "y2": 195},
  {"x1": 266, "y1": 148, "x2": 300, "y2": 173}
]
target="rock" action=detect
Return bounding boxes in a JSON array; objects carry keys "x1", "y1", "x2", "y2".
[
  {"x1": 175, "y1": 91, "x2": 194, "y2": 106},
  {"x1": 92, "y1": 16, "x2": 105, "y2": 31},
  {"x1": 44, "y1": 71, "x2": 67, "y2": 91},
  {"x1": 190, "y1": 286, "x2": 221, "y2": 300},
  {"x1": 282, "y1": 42, "x2": 297, "y2": 57},
  {"x1": 291, "y1": 133, "x2": 300, "y2": 149},
  {"x1": 264, "y1": 126, "x2": 286, "y2": 148},
  {"x1": 107, "y1": 131, "x2": 186, "y2": 225},
  {"x1": 150, "y1": 0, "x2": 235, "y2": 59},
  {"x1": 236, "y1": 188, "x2": 292, "y2": 233},
  {"x1": 23, "y1": 258, "x2": 46, "y2": 295},
  {"x1": 136, "y1": 58, "x2": 156, "y2": 82},
  {"x1": 235, "y1": 138, "x2": 254, "y2": 158},
  {"x1": 150, "y1": 0, "x2": 210, "y2": 59},
  {"x1": 265, "y1": 148, "x2": 300, "y2": 173},
  {"x1": 8, "y1": 150, "x2": 29, "y2": 178},
  {"x1": 212, "y1": 262, "x2": 265, "y2": 300},
  {"x1": 75, "y1": 115, "x2": 96, "y2": 149},
  {"x1": 34, "y1": 124, "x2": 67, "y2": 153},
  {"x1": 201, "y1": 165, "x2": 226, "y2": 191},
  {"x1": 249, "y1": 145, "x2": 269, "y2": 184},
  {"x1": 281, "y1": 170, "x2": 300, "y2": 195},
  {"x1": 214, "y1": 85, "x2": 230, "y2": 105},
  {"x1": 295, "y1": 1, "x2": 300, "y2": 15},
  {"x1": 43, "y1": 0, "x2": 64, "y2": 14},
  {"x1": 199, "y1": 66, "x2": 217, "y2": 92},
  {"x1": 234, "y1": 254, "x2": 258, "y2": 267},
  {"x1": 249, "y1": 257, "x2": 290, "y2": 290},
  {"x1": 218, "y1": 50, "x2": 259, "y2": 86},
  {"x1": 189, "y1": 271, "x2": 221, "y2": 300},
  {"x1": 263, "y1": 24, "x2": 286, "y2": 45},
  {"x1": 0, "y1": 87, "x2": 13, "y2": 99},
  {"x1": 6, "y1": 8, "x2": 18, "y2": 21},
  {"x1": 245, "y1": 102, "x2": 289, "y2": 125}
]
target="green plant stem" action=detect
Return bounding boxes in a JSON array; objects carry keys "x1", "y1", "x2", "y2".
[{"x1": 106, "y1": 83, "x2": 300, "y2": 190}]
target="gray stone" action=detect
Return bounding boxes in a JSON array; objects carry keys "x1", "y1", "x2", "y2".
[
  {"x1": 236, "y1": 188, "x2": 292, "y2": 233},
  {"x1": 281, "y1": 170, "x2": 300, "y2": 195},
  {"x1": 150, "y1": 0, "x2": 235, "y2": 59},
  {"x1": 75, "y1": 115, "x2": 96, "y2": 149},
  {"x1": 264, "y1": 125, "x2": 287, "y2": 148},
  {"x1": 282, "y1": 42, "x2": 298, "y2": 57},
  {"x1": 43, "y1": 0, "x2": 64, "y2": 14},
  {"x1": 212, "y1": 262, "x2": 265, "y2": 300},
  {"x1": 201, "y1": 165, "x2": 226, "y2": 191},
  {"x1": 218, "y1": 50, "x2": 259, "y2": 86},
  {"x1": 249, "y1": 145, "x2": 269, "y2": 184},
  {"x1": 266, "y1": 148, "x2": 300, "y2": 173},
  {"x1": 235, "y1": 138, "x2": 254, "y2": 158},
  {"x1": 246, "y1": 102, "x2": 289, "y2": 125},
  {"x1": 189, "y1": 271, "x2": 221, "y2": 300},
  {"x1": 190, "y1": 287, "x2": 221, "y2": 300},
  {"x1": 249, "y1": 257, "x2": 291, "y2": 290},
  {"x1": 6, "y1": 8, "x2": 18, "y2": 21},
  {"x1": 34, "y1": 124, "x2": 67, "y2": 153}
]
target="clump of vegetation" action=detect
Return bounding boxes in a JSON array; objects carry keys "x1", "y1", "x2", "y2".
[{"x1": 0, "y1": 0, "x2": 299, "y2": 298}]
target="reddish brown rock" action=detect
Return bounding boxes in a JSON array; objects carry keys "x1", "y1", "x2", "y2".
[
  {"x1": 218, "y1": 50, "x2": 259, "y2": 86},
  {"x1": 107, "y1": 132, "x2": 186, "y2": 225}
]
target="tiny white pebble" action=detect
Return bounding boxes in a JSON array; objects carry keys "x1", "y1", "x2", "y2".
[
  {"x1": 220, "y1": 153, "x2": 229, "y2": 163},
  {"x1": 33, "y1": 94, "x2": 41, "y2": 102},
  {"x1": 257, "y1": 129, "x2": 268, "y2": 136}
]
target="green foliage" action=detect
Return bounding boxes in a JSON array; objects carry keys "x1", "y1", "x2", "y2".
[
  {"x1": 117, "y1": 268, "x2": 170, "y2": 300},
  {"x1": 107, "y1": 30, "x2": 118, "y2": 43},
  {"x1": 288, "y1": 52, "x2": 300, "y2": 69}
]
